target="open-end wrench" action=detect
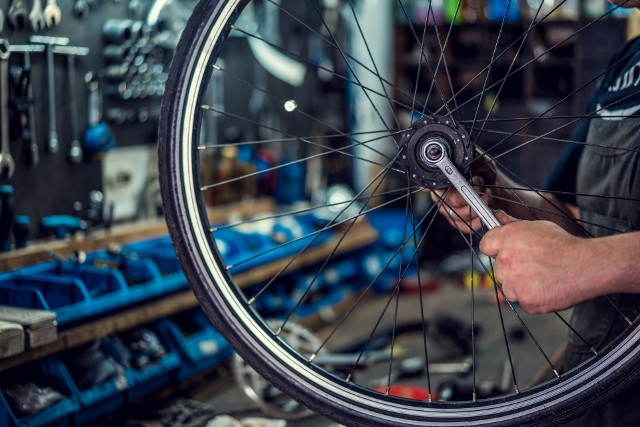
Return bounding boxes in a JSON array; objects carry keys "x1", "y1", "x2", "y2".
[
  {"x1": 10, "y1": 44, "x2": 46, "y2": 166},
  {"x1": 29, "y1": 0, "x2": 46, "y2": 32},
  {"x1": 42, "y1": 0, "x2": 61, "y2": 27},
  {"x1": 0, "y1": 41, "x2": 16, "y2": 180},
  {"x1": 422, "y1": 138, "x2": 500, "y2": 230},
  {"x1": 7, "y1": 0, "x2": 28, "y2": 29}
]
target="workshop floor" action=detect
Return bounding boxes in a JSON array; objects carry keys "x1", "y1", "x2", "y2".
[{"x1": 124, "y1": 280, "x2": 568, "y2": 426}]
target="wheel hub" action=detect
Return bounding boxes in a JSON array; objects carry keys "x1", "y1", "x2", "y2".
[{"x1": 398, "y1": 115, "x2": 474, "y2": 189}]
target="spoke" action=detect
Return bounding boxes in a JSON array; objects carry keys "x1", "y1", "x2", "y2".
[
  {"x1": 231, "y1": 23, "x2": 424, "y2": 119},
  {"x1": 198, "y1": 129, "x2": 392, "y2": 150},
  {"x1": 485, "y1": 86, "x2": 640, "y2": 162},
  {"x1": 311, "y1": 195, "x2": 445, "y2": 363},
  {"x1": 439, "y1": 0, "x2": 629, "y2": 118},
  {"x1": 243, "y1": 154, "x2": 401, "y2": 304},
  {"x1": 491, "y1": 263, "x2": 520, "y2": 393},
  {"x1": 477, "y1": 190, "x2": 627, "y2": 235},
  {"x1": 473, "y1": 0, "x2": 543, "y2": 144},
  {"x1": 205, "y1": 69, "x2": 397, "y2": 161},
  {"x1": 346, "y1": 0, "x2": 402, "y2": 131},
  {"x1": 230, "y1": 187, "x2": 422, "y2": 274},
  {"x1": 480, "y1": 184, "x2": 640, "y2": 204},
  {"x1": 211, "y1": 186, "x2": 419, "y2": 233},
  {"x1": 396, "y1": 0, "x2": 455, "y2": 120},
  {"x1": 469, "y1": 0, "x2": 514, "y2": 136},
  {"x1": 422, "y1": 0, "x2": 461, "y2": 115},
  {"x1": 276, "y1": 162, "x2": 394, "y2": 333},
  {"x1": 311, "y1": 1, "x2": 395, "y2": 136},
  {"x1": 265, "y1": 0, "x2": 412, "y2": 111},
  {"x1": 407, "y1": 182, "x2": 434, "y2": 401},
  {"x1": 431, "y1": 190, "x2": 555, "y2": 382},
  {"x1": 476, "y1": 127, "x2": 640, "y2": 155}
]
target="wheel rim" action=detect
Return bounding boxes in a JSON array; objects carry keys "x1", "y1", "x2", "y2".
[{"x1": 160, "y1": 1, "x2": 640, "y2": 425}]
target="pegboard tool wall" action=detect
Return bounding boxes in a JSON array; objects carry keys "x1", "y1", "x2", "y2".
[{"x1": 0, "y1": 0, "x2": 172, "y2": 240}]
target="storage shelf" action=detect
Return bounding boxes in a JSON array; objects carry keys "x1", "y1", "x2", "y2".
[{"x1": 0, "y1": 218, "x2": 378, "y2": 373}]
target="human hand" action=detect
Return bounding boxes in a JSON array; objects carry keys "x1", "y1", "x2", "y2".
[
  {"x1": 429, "y1": 149, "x2": 498, "y2": 233},
  {"x1": 479, "y1": 211, "x2": 592, "y2": 314},
  {"x1": 430, "y1": 175, "x2": 494, "y2": 234}
]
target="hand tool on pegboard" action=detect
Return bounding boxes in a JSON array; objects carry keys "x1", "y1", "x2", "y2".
[
  {"x1": 52, "y1": 45, "x2": 90, "y2": 164},
  {"x1": 7, "y1": 0, "x2": 28, "y2": 30},
  {"x1": 8, "y1": 43, "x2": 46, "y2": 167},
  {"x1": 83, "y1": 71, "x2": 116, "y2": 155},
  {"x1": 42, "y1": 0, "x2": 61, "y2": 28},
  {"x1": 29, "y1": 35, "x2": 69, "y2": 156},
  {"x1": 0, "y1": 40, "x2": 16, "y2": 180},
  {"x1": 28, "y1": 0, "x2": 46, "y2": 32}
]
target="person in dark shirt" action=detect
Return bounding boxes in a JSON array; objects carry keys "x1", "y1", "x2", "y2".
[{"x1": 433, "y1": 2, "x2": 640, "y2": 425}]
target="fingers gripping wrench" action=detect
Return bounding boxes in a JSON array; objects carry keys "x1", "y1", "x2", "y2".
[
  {"x1": 0, "y1": 41, "x2": 16, "y2": 180},
  {"x1": 423, "y1": 139, "x2": 500, "y2": 230}
]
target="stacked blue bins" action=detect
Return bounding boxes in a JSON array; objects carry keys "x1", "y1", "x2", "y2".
[
  {"x1": 156, "y1": 308, "x2": 233, "y2": 382},
  {"x1": 0, "y1": 358, "x2": 80, "y2": 427}
]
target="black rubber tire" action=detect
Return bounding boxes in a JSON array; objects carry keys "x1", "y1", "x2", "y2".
[{"x1": 158, "y1": 1, "x2": 640, "y2": 425}]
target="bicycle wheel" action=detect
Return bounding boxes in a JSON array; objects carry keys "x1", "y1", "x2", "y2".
[{"x1": 159, "y1": 1, "x2": 640, "y2": 425}]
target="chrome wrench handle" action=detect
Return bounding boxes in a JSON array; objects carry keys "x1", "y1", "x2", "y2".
[{"x1": 423, "y1": 139, "x2": 500, "y2": 230}]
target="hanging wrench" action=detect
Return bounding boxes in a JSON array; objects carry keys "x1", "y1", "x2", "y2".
[
  {"x1": 53, "y1": 45, "x2": 90, "y2": 163},
  {"x1": 7, "y1": 0, "x2": 28, "y2": 29},
  {"x1": 0, "y1": 41, "x2": 16, "y2": 180},
  {"x1": 31, "y1": 36, "x2": 69, "y2": 155},
  {"x1": 42, "y1": 0, "x2": 61, "y2": 28},
  {"x1": 29, "y1": 0, "x2": 46, "y2": 32}
]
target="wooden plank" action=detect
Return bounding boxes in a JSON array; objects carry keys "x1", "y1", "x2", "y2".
[{"x1": 0, "y1": 198, "x2": 276, "y2": 271}]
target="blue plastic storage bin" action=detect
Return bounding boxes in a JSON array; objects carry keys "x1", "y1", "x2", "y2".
[
  {"x1": 0, "y1": 358, "x2": 80, "y2": 427},
  {"x1": 124, "y1": 325, "x2": 181, "y2": 402},
  {"x1": 156, "y1": 309, "x2": 232, "y2": 382},
  {"x1": 0, "y1": 273, "x2": 93, "y2": 324},
  {"x1": 19, "y1": 262, "x2": 130, "y2": 317}
]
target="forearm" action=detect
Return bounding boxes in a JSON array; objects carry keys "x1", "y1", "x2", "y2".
[{"x1": 581, "y1": 231, "x2": 640, "y2": 297}]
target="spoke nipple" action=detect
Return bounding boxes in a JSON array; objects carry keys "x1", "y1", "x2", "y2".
[
  {"x1": 591, "y1": 347, "x2": 598, "y2": 355},
  {"x1": 472, "y1": 392, "x2": 477, "y2": 402},
  {"x1": 309, "y1": 353, "x2": 316, "y2": 362},
  {"x1": 247, "y1": 297, "x2": 255, "y2": 305},
  {"x1": 226, "y1": 264, "x2": 234, "y2": 270},
  {"x1": 212, "y1": 64, "x2": 221, "y2": 70},
  {"x1": 385, "y1": 386, "x2": 390, "y2": 396},
  {"x1": 201, "y1": 104, "x2": 210, "y2": 110},
  {"x1": 428, "y1": 394, "x2": 433, "y2": 403},
  {"x1": 514, "y1": 385, "x2": 520, "y2": 394},
  {"x1": 345, "y1": 373, "x2": 352, "y2": 382},
  {"x1": 625, "y1": 316, "x2": 633, "y2": 325},
  {"x1": 275, "y1": 327, "x2": 282, "y2": 336},
  {"x1": 553, "y1": 369, "x2": 560, "y2": 378}
]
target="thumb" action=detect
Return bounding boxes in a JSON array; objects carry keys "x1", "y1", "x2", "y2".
[
  {"x1": 480, "y1": 211, "x2": 516, "y2": 257},
  {"x1": 495, "y1": 210, "x2": 517, "y2": 225}
]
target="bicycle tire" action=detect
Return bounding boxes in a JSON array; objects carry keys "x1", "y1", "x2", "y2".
[{"x1": 159, "y1": 0, "x2": 640, "y2": 425}]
